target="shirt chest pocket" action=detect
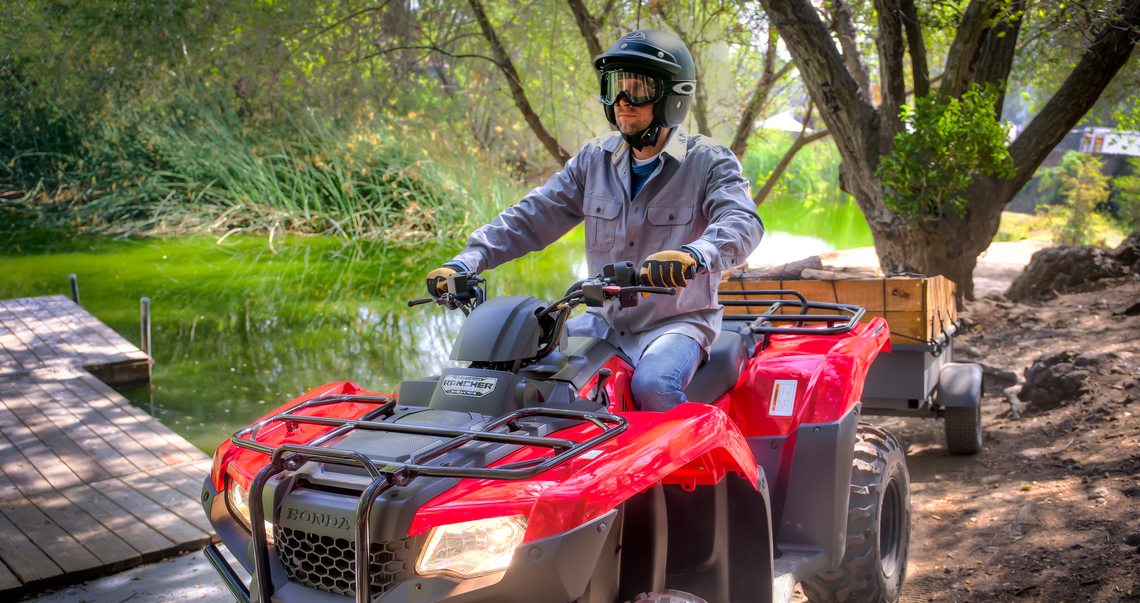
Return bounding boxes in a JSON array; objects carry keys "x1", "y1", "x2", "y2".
[
  {"x1": 645, "y1": 205, "x2": 696, "y2": 248},
  {"x1": 584, "y1": 196, "x2": 622, "y2": 252}
]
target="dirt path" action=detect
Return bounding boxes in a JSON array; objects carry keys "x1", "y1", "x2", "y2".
[
  {"x1": 876, "y1": 279, "x2": 1140, "y2": 603},
  {"x1": 781, "y1": 238, "x2": 1140, "y2": 602}
]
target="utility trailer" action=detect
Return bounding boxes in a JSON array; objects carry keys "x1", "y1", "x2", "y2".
[{"x1": 719, "y1": 271, "x2": 984, "y2": 454}]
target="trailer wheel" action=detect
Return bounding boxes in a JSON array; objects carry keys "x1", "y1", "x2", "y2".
[
  {"x1": 625, "y1": 590, "x2": 708, "y2": 603},
  {"x1": 944, "y1": 404, "x2": 983, "y2": 455},
  {"x1": 801, "y1": 424, "x2": 910, "y2": 603}
]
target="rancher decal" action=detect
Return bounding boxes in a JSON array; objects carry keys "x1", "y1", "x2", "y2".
[{"x1": 441, "y1": 375, "x2": 498, "y2": 398}]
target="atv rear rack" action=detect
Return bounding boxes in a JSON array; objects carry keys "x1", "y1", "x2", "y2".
[
  {"x1": 228, "y1": 394, "x2": 627, "y2": 603},
  {"x1": 721, "y1": 290, "x2": 866, "y2": 349}
]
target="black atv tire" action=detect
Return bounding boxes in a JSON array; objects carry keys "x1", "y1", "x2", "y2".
[
  {"x1": 625, "y1": 590, "x2": 708, "y2": 603},
  {"x1": 943, "y1": 405, "x2": 983, "y2": 455},
  {"x1": 801, "y1": 423, "x2": 910, "y2": 603}
]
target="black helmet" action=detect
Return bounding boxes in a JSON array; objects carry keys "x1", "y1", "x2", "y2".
[{"x1": 594, "y1": 29, "x2": 697, "y2": 133}]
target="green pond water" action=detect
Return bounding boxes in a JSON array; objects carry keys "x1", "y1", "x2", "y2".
[{"x1": 0, "y1": 196, "x2": 871, "y2": 453}]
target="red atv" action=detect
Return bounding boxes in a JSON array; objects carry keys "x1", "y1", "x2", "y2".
[{"x1": 202, "y1": 262, "x2": 911, "y2": 603}]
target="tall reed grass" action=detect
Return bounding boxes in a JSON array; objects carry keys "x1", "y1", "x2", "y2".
[{"x1": 2, "y1": 85, "x2": 525, "y2": 243}]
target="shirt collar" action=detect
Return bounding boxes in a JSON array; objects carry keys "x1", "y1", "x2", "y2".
[{"x1": 606, "y1": 127, "x2": 690, "y2": 165}]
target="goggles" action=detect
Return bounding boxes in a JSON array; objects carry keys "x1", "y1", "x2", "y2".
[{"x1": 599, "y1": 70, "x2": 663, "y2": 107}]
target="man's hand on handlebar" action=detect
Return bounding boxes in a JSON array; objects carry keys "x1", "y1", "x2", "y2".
[
  {"x1": 640, "y1": 250, "x2": 698, "y2": 288},
  {"x1": 425, "y1": 266, "x2": 457, "y2": 297}
]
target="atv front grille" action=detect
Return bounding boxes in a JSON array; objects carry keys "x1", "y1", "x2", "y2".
[{"x1": 274, "y1": 526, "x2": 414, "y2": 597}]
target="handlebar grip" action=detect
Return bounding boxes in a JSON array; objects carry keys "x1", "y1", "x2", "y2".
[
  {"x1": 625, "y1": 286, "x2": 677, "y2": 296},
  {"x1": 407, "y1": 297, "x2": 435, "y2": 307}
]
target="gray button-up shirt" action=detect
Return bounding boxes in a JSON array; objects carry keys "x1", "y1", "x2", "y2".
[{"x1": 453, "y1": 128, "x2": 764, "y2": 361}]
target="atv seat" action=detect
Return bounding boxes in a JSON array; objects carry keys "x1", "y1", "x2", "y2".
[{"x1": 682, "y1": 327, "x2": 753, "y2": 405}]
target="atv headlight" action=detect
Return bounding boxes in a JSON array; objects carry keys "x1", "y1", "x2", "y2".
[
  {"x1": 415, "y1": 515, "x2": 528, "y2": 578},
  {"x1": 227, "y1": 477, "x2": 274, "y2": 545}
]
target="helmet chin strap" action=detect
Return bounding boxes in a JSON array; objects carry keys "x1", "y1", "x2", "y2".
[{"x1": 623, "y1": 124, "x2": 661, "y2": 152}]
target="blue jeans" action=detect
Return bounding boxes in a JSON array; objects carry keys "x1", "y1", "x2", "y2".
[{"x1": 631, "y1": 334, "x2": 703, "y2": 412}]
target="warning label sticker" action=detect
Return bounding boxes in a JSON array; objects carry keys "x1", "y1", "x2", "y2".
[
  {"x1": 769, "y1": 380, "x2": 798, "y2": 417},
  {"x1": 440, "y1": 375, "x2": 498, "y2": 398}
]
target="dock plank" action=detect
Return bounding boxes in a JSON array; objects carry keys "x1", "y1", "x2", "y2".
[
  {"x1": 31, "y1": 377, "x2": 164, "y2": 473},
  {"x1": 34, "y1": 297, "x2": 131, "y2": 365},
  {"x1": 89, "y1": 478, "x2": 210, "y2": 551},
  {"x1": 0, "y1": 431, "x2": 52, "y2": 496},
  {"x1": 41, "y1": 296, "x2": 145, "y2": 361},
  {"x1": 0, "y1": 299, "x2": 64, "y2": 366},
  {"x1": 28, "y1": 491, "x2": 140, "y2": 569},
  {"x1": 0, "y1": 389, "x2": 113, "y2": 484},
  {"x1": 0, "y1": 294, "x2": 210, "y2": 595},
  {"x1": 0, "y1": 469, "x2": 19, "y2": 500},
  {"x1": 177, "y1": 459, "x2": 213, "y2": 483},
  {"x1": 22, "y1": 297, "x2": 113, "y2": 367},
  {"x1": 0, "y1": 322, "x2": 37, "y2": 372},
  {"x1": 56, "y1": 484, "x2": 175, "y2": 562},
  {"x1": 53, "y1": 374, "x2": 187, "y2": 467},
  {"x1": 146, "y1": 466, "x2": 204, "y2": 500},
  {"x1": 0, "y1": 503, "x2": 62, "y2": 584},
  {"x1": 119, "y1": 472, "x2": 212, "y2": 533},
  {"x1": 0, "y1": 559, "x2": 19, "y2": 591},
  {"x1": 0, "y1": 327, "x2": 20, "y2": 375},
  {"x1": 64, "y1": 372, "x2": 201, "y2": 464},
  {"x1": 0, "y1": 497, "x2": 101, "y2": 573},
  {"x1": 8, "y1": 378, "x2": 140, "y2": 477},
  {"x1": 0, "y1": 417, "x2": 82, "y2": 491}
]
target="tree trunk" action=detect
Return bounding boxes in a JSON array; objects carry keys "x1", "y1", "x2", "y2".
[
  {"x1": 764, "y1": 0, "x2": 1140, "y2": 302},
  {"x1": 468, "y1": 0, "x2": 572, "y2": 165}
]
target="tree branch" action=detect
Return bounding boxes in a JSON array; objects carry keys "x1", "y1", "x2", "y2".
[
  {"x1": 753, "y1": 101, "x2": 833, "y2": 205},
  {"x1": 973, "y1": 0, "x2": 1027, "y2": 117},
  {"x1": 730, "y1": 31, "x2": 794, "y2": 158},
  {"x1": 467, "y1": 0, "x2": 571, "y2": 165},
  {"x1": 999, "y1": 0, "x2": 1140, "y2": 201},
  {"x1": 939, "y1": 0, "x2": 998, "y2": 98},
  {"x1": 874, "y1": 0, "x2": 908, "y2": 143},
  {"x1": 828, "y1": 0, "x2": 872, "y2": 101},
  {"x1": 761, "y1": 0, "x2": 879, "y2": 182},
  {"x1": 566, "y1": 0, "x2": 604, "y2": 58},
  {"x1": 899, "y1": 0, "x2": 930, "y2": 98}
]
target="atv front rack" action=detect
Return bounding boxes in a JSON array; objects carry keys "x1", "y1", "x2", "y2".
[
  {"x1": 228, "y1": 394, "x2": 627, "y2": 603},
  {"x1": 721, "y1": 290, "x2": 866, "y2": 350}
]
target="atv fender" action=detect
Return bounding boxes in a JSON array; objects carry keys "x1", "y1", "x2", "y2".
[{"x1": 934, "y1": 362, "x2": 983, "y2": 408}]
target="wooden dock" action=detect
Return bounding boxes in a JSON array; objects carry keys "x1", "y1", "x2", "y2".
[{"x1": 0, "y1": 296, "x2": 215, "y2": 597}]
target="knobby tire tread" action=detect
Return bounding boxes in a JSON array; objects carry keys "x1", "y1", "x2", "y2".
[
  {"x1": 801, "y1": 423, "x2": 910, "y2": 603},
  {"x1": 943, "y1": 405, "x2": 982, "y2": 455}
]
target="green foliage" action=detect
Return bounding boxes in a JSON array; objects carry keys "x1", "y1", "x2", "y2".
[
  {"x1": 1038, "y1": 152, "x2": 1113, "y2": 245},
  {"x1": 879, "y1": 85, "x2": 1015, "y2": 224},
  {"x1": 740, "y1": 132, "x2": 842, "y2": 205},
  {"x1": 1111, "y1": 157, "x2": 1140, "y2": 231},
  {"x1": 2, "y1": 82, "x2": 525, "y2": 242}
]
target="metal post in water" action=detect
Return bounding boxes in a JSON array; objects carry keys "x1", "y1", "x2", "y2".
[
  {"x1": 69, "y1": 274, "x2": 81, "y2": 306},
  {"x1": 140, "y1": 297, "x2": 151, "y2": 357}
]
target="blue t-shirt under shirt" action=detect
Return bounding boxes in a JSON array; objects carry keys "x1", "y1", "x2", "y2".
[{"x1": 630, "y1": 154, "x2": 661, "y2": 197}]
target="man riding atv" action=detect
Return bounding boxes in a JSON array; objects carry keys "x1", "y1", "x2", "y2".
[{"x1": 426, "y1": 29, "x2": 763, "y2": 412}]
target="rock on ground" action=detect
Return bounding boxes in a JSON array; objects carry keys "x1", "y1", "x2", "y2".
[{"x1": 1006, "y1": 232, "x2": 1140, "y2": 302}]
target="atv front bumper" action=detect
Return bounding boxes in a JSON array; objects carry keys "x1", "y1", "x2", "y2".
[{"x1": 203, "y1": 482, "x2": 617, "y2": 603}]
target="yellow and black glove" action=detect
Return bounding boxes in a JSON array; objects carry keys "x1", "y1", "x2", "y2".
[
  {"x1": 640, "y1": 250, "x2": 699, "y2": 288},
  {"x1": 426, "y1": 266, "x2": 456, "y2": 297}
]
